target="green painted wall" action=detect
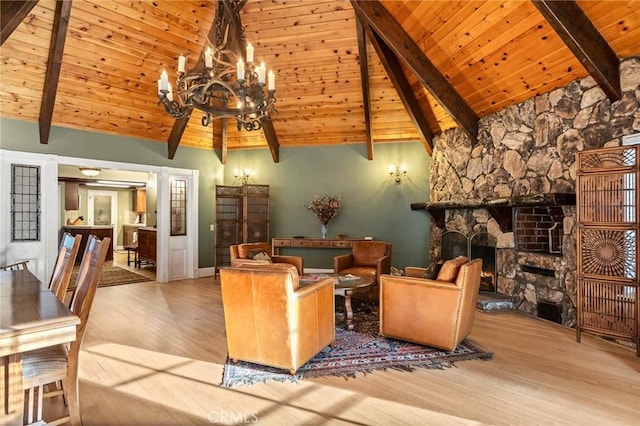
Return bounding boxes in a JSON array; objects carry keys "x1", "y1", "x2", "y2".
[{"x1": 1, "y1": 117, "x2": 432, "y2": 269}]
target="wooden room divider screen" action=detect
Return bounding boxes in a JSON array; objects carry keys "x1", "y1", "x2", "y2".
[{"x1": 576, "y1": 144, "x2": 639, "y2": 357}]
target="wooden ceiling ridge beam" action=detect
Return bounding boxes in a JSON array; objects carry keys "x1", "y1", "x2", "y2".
[
  {"x1": 351, "y1": 0, "x2": 478, "y2": 142},
  {"x1": 168, "y1": 1, "x2": 229, "y2": 160},
  {"x1": 355, "y1": 15, "x2": 374, "y2": 160},
  {"x1": 39, "y1": 0, "x2": 72, "y2": 145},
  {"x1": 0, "y1": 0, "x2": 39, "y2": 46},
  {"x1": 353, "y1": 6, "x2": 434, "y2": 154},
  {"x1": 532, "y1": 0, "x2": 621, "y2": 101}
]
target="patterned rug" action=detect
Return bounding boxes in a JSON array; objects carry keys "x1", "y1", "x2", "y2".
[
  {"x1": 68, "y1": 265, "x2": 153, "y2": 290},
  {"x1": 221, "y1": 299, "x2": 492, "y2": 387}
]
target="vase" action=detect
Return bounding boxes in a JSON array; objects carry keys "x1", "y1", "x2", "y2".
[{"x1": 321, "y1": 224, "x2": 328, "y2": 239}]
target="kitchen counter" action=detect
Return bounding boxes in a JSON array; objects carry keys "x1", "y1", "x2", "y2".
[
  {"x1": 63, "y1": 226, "x2": 113, "y2": 262},
  {"x1": 63, "y1": 225, "x2": 113, "y2": 229}
]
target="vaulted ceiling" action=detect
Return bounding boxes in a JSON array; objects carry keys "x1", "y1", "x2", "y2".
[{"x1": 1, "y1": 1, "x2": 638, "y2": 161}]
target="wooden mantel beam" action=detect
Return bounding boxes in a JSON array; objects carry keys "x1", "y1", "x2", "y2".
[
  {"x1": 39, "y1": 0, "x2": 72, "y2": 145},
  {"x1": 351, "y1": 0, "x2": 478, "y2": 142},
  {"x1": 1, "y1": 1, "x2": 39, "y2": 46},
  {"x1": 532, "y1": 0, "x2": 621, "y2": 101},
  {"x1": 355, "y1": 17, "x2": 374, "y2": 160},
  {"x1": 359, "y1": 16, "x2": 434, "y2": 155}
]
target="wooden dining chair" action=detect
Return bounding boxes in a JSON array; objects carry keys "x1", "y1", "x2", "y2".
[
  {"x1": 21, "y1": 235, "x2": 110, "y2": 425},
  {"x1": 0, "y1": 260, "x2": 29, "y2": 271},
  {"x1": 48, "y1": 233, "x2": 83, "y2": 302}
]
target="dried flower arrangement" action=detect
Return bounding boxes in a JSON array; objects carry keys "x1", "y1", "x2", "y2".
[{"x1": 305, "y1": 194, "x2": 341, "y2": 225}]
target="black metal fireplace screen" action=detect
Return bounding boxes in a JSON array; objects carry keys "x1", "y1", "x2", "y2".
[{"x1": 442, "y1": 231, "x2": 497, "y2": 292}]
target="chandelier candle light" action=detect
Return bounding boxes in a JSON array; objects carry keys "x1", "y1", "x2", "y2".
[
  {"x1": 157, "y1": 0, "x2": 276, "y2": 131},
  {"x1": 306, "y1": 194, "x2": 341, "y2": 239}
]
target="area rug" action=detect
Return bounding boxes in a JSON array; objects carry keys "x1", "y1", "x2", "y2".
[
  {"x1": 68, "y1": 265, "x2": 153, "y2": 290},
  {"x1": 221, "y1": 300, "x2": 492, "y2": 387}
]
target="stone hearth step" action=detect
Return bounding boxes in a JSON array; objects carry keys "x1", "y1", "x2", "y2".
[{"x1": 476, "y1": 292, "x2": 515, "y2": 312}]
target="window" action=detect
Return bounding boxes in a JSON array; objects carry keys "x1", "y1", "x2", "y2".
[
  {"x1": 170, "y1": 178, "x2": 187, "y2": 236},
  {"x1": 11, "y1": 164, "x2": 40, "y2": 241}
]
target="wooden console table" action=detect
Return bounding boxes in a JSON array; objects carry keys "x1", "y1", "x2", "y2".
[{"x1": 272, "y1": 237, "x2": 368, "y2": 255}]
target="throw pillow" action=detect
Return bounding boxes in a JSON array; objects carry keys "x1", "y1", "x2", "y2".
[
  {"x1": 436, "y1": 255, "x2": 468, "y2": 282},
  {"x1": 249, "y1": 250, "x2": 271, "y2": 261}
]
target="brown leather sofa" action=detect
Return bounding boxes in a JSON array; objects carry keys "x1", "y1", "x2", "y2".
[
  {"x1": 379, "y1": 258, "x2": 483, "y2": 351},
  {"x1": 334, "y1": 241, "x2": 391, "y2": 302},
  {"x1": 230, "y1": 242, "x2": 304, "y2": 275},
  {"x1": 220, "y1": 263, "x2": 335, "y2": 374}
]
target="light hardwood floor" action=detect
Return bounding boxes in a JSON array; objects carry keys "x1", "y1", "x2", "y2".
[{"x1": 42, "y1": 276, "x2": 639, "y2": 425}]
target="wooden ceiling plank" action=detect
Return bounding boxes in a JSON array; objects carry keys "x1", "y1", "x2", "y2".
[
  {"x1": 352, "y1": 0, "x2": 478, "y2": 142},
  {"x1": 532, "y1": 0, "x2": 621, "y2": 101},
  {"x1": 39, "y1": 0, "x2": 72, "y2": 145},
  {"x1": 261, "y1": 119, "x2": 280, "y2": 163},
  {"x1": 0, "y1": 0, "x2": 39, "y2": 46},
  {"x1": 361, "y1": 18, "x2": 434, "y2": 155},
  {"x1": 355, "y1": 16, "x2": 373, "y2": 160}
]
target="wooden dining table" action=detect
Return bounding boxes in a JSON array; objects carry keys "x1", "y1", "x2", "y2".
[{"x1": 0, "y1": 269, "x2": 80, "y2": 424}]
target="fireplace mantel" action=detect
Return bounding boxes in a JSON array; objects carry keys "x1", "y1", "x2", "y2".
[{"x1": 411, "y1": 193, "x2": 576, "y2": 232}]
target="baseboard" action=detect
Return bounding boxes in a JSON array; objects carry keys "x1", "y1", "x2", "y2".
[{"x1": 198, "y1": 266, "x2": 217, "y2": 278}]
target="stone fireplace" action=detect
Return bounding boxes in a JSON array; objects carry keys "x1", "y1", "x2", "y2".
[{"x1": 420, "y1": 56, "x2": 640, "y2": 327}]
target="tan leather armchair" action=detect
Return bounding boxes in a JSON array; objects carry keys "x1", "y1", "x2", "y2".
[
  {"x1": 379, "y1": 258, "x2": 483, "y2": 351},
  {"x1": 230, "y1": 242, "x2": 304, "y2": 274},
  {"x1": 334, "y1": 241, "x2": 392, "y2": 302},
  {"x1": 220, "y1": 263, "x2": 335, "y2": 374}
]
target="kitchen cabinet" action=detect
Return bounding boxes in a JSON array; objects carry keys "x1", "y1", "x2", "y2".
[
  {"x1": 133, "y1": 189, "x2": 146, "y2": 213},
  {"x1": 64, "y1": 182, "x2": 79, "y2": 210},
  {"x1": 123, "y1": 225, "x2": 140, "y2": 247},
  {"x1": 138, "y1": 227, "x2": 156, "y2": 265}
]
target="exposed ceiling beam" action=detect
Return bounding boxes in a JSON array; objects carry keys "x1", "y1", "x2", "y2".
[
  {"x1": 359, "y1": 17, "x2": 434, "y2": 155},
  {"x1": 532, "y1": 0, "x2": 621, "y2": 101},
  {"x1": 214, "y1": 118, "x2": 228, "y2": 164},
  {"x1": 39, "y1": 0, "x2": 72, "y2": 145},
  {"x1": 355, "y1": 16, "x2": 374, "y2": 160},
  {"x1": 352, "y1": 0, "x2": 478, "y2": 142},
  {"x1": 168, "y1": 114, "x2": 191, "y2": 160},
  {"x1": 0, "y1": 0, "x2": 39, "y2": 46},
  {"x1": 261, "y1": 119, "x2": 280, "y2": 163}
]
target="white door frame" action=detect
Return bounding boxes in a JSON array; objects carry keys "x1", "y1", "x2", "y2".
[{"x1": 0, "y1": 149, "x2": 199, "y2": 283}]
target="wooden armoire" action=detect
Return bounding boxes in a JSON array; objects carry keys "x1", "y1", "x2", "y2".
[
  {"x1": 576, "y1": 144, "x2": 639, "y2": 356},
  {"x1": 215, "y1": 184, "x2": 270, "y2": 269}
]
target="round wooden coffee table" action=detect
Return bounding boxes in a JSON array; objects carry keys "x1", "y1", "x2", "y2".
[{"x1": 301, "y1": 274, "x2": 374, "y2": 330}]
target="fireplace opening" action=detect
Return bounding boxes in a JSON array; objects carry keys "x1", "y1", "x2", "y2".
[{"x1": 442, "y1": 230, "x2": 497, "y2": 292}]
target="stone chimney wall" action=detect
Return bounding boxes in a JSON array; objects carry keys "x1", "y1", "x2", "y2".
[{"x1": 428, "y1": 56, "x2": 640, "y2": 326}]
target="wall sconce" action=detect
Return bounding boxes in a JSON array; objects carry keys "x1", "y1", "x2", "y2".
[
  {"x1": 233, "y1": 168, "x2": 251, "y2": 185},
  {"x1": 79, "y1": 167, "x2": 101, "y2": 177},
  {"x1": 388, "y1": 164, "x2": 407, "y2": 184}
]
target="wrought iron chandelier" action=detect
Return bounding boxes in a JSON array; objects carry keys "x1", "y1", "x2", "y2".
[{"x1": 157, "y1": 0, "x2": 276, "y2": 131}]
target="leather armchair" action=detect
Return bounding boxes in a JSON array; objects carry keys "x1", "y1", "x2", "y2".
[
  {"x1": 220, "y1": 263, "x2": 335, "y2": 374},
  {"x1": 379, "y1": 258, "x2": 483, "y2": 351},
  {"x1": 334, "y1": 241, "x2": 392, "y2": 302},
  {"x1": 230, "y1": 242, "x2": 304, "y2": 275}
]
